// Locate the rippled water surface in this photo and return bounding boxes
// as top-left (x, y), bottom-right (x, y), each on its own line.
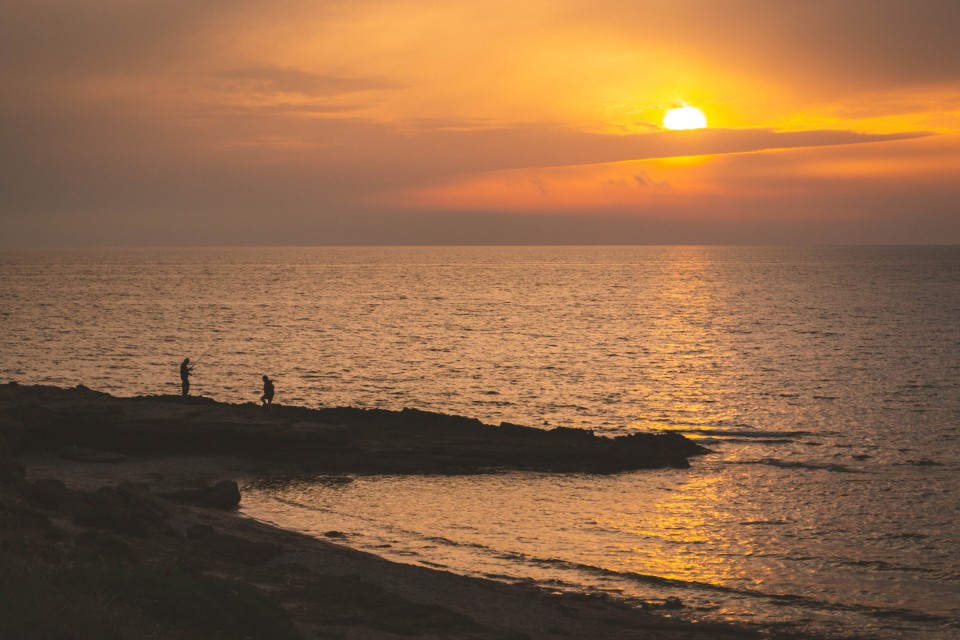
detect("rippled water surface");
top-left (2, 246), bottom-right (959, 638)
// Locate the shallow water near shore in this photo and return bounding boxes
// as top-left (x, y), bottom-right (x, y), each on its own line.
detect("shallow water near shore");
top-left (2, 245), bottom-right (959, 638)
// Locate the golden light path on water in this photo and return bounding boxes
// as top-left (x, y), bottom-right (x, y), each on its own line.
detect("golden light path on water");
top-left (631, 246), bottom-right (739, 432)
top-left (605, 475), bottom-right (747, 586)
top-left (608, 249), bottom-right (749, 586)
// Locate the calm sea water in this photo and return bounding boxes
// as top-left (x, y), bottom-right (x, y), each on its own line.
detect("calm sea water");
top-left (2, 246), bottom-right (958, 638)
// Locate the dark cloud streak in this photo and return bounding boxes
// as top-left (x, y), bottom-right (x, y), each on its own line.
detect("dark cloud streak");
top-left (215, 66), bottom-right (397, 97)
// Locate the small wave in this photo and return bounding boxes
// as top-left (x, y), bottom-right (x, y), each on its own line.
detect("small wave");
top-left (246, 475), bottom-right (354, 491)
top-left (733, 458), bottom-right (864, 473)
top-left (424, 535), bottom-right (492, 551)
top-left (483, 572), bottom-right (522, 581)
top-left (689, 429), bottom-right (813, 439)
top-left (838, 558), bottom-right (940, 574)
top-left (397, 543), bottom-right (800, 611)
top-left (880, 532), bottom-right (929, 540)
top-left (575, 564), bottom-right (957, 626)
top-left (470, 552), bottom-right (957, 624)
top-left (420, 560), bottom-right (448, 569)
top-left (899, 458), bottom-right (943, 467)
top-left (722, 438), bottom-right (801, 445)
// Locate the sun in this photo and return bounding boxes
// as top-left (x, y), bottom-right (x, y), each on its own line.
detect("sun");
top-left (663, 105), bottom-right (707, 130)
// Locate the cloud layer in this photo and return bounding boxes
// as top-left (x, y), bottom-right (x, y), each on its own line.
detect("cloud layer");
top-left (2, 0), bottom-right (959, 245)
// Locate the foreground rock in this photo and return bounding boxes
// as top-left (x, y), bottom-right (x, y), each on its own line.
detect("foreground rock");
top-left (2, 384), bottom-right (707, 474)
top-left (3, 465), bottom-right (781, 640)
top-left (3, 453), bottom-right (784, 640)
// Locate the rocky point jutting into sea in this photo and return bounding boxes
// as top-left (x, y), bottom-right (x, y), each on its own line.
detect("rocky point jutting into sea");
top-left (5, 383), bottom-right (708, 475)
top-left (0, 382), bottom-right (824, 640)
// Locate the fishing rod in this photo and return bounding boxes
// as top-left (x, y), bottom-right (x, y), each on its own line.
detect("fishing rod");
top-left (190, 335), bottom-right (222, 370)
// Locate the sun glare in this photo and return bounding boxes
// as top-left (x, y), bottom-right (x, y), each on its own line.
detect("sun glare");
top-left (663, 105), bottom-right (707, 130)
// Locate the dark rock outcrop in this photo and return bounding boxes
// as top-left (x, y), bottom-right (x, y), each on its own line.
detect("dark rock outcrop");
top-left (1, 384), bottom-right (709, 475)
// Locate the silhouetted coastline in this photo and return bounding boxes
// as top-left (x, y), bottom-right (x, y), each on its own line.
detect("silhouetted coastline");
top-left (6, 383), bottom-right (707, 475)
top-left (1, 382), bottom-right (828, 639)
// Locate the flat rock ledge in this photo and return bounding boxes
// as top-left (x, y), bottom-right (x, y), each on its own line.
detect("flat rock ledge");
top-left (1, 383), bottom-right (707, 474)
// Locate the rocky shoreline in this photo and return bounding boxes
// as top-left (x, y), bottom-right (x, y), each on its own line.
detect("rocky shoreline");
top-left (5, 383), bottom-right (707, 475)
top-left (1, 383), bottom-right (818, 639)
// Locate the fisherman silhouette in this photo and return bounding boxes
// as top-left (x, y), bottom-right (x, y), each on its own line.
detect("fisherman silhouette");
top-left (180, 358), bottom-right (192, 397)
top-left (261, 375), bottom-right (275, 408)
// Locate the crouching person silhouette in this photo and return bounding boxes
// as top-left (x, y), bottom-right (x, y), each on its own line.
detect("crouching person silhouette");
top-left (261, 375), bottom-right (275, 409)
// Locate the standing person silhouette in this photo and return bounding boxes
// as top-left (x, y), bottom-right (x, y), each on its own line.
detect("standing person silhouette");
top-left (180, 358), bottom-right (192, 397)
top-left (261, 375), bottom-right (275, 408)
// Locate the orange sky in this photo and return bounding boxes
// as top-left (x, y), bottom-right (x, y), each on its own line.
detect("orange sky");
top-left (2, 0), bottom-right (959, 245)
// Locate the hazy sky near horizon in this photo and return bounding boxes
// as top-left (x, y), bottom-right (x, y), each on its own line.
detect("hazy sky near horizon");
top-left (2, 0), bottom-right (959, 246)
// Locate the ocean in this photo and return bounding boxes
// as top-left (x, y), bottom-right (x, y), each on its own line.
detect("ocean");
top-left (2, 246), bottom-right (958, 638)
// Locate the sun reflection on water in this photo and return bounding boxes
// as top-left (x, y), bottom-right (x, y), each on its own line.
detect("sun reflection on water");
top-left (598, 473), bottom-right (751, 587)
top-left (629, 249), bottom-right (738, 433)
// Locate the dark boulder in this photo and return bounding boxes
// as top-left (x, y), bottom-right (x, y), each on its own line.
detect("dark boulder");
top-left (200, 480), bottom-right (241, 509)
